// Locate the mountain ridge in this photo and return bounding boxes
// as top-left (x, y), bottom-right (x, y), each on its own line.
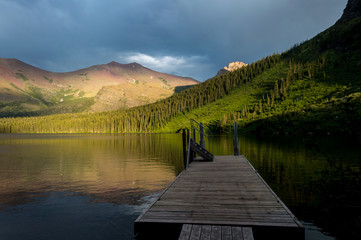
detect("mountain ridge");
top-left (337, 0), bottom-right (361, 23)
top-left (0, 57), bottom-right (198, 117)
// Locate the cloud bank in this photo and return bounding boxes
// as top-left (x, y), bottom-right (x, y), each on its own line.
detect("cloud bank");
top-left (119, 53), bottom-right (210, 78)
top-left (0, 0), bottom-right (348, 80)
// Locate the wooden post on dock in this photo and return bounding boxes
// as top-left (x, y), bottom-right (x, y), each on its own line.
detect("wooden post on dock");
top-left (192, 127), bottom-right (196, 159)
top-left (200, 123), bottom-right (205, 149)
top-left (186, 129), bottom-right (193, 167)
top-left (192, 128), bottom-right (196, 143)
top-left (233, 122), bottom-right (239, 156)
top-left (182, 129), bottom-right (187, 169)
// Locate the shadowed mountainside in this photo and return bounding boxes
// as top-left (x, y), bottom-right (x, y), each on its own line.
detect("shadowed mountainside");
top-left (337, 0), bottom-right (361, 23)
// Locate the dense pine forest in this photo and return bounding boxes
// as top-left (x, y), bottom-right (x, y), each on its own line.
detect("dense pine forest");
top-left (1, 14), bottom-right (361, 136)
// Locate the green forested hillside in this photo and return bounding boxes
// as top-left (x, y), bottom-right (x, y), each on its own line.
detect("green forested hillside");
top-left (163, 16), bottom-right (361, 136)
top-left (1, 14), bottom-right (361, 136)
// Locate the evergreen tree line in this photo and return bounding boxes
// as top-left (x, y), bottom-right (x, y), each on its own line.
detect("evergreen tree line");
top-left (217, 57), bottom-right (328, 127)
top-left (0, 54), bottom-right (282, 133)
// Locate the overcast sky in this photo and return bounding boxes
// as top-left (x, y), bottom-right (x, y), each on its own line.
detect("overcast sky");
top-left (0, 0), bottom-right (347, 81)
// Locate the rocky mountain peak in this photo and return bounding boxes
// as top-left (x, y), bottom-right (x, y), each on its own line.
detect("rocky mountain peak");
top-left (216, 61), bottom-right (248, 76)
top-left (224, 61), bottom-right (248, 71)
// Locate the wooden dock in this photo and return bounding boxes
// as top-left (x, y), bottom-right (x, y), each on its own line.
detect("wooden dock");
top-left (134, 155), bottom-right (304, 240)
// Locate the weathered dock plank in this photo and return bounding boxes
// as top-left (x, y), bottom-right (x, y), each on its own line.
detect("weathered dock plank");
top-left (178, 224), bottom-right (254, 240)
top-left (134, 155), bottom-right (304, 239)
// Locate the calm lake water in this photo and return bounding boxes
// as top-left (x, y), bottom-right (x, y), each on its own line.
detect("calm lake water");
top-left (0, 134), bottom-right (360, 240)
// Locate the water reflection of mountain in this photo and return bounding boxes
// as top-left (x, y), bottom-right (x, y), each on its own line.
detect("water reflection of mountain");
top-left (0, 134), bottom-right (184, 208)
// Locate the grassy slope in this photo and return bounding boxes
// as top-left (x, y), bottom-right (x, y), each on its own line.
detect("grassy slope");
top-left (160, 17), bottom-right (361, 136)
top-left (158, 62), bottom-right (288, 132)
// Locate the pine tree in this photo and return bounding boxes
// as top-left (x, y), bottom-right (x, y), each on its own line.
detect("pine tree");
top-left (259, 100), bottom-right (263, 113)
top-left (274, 80), bottom-right (280, 98)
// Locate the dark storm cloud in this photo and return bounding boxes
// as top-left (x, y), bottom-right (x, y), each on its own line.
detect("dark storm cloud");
top-left (0, 0), bottom-right (347, 80)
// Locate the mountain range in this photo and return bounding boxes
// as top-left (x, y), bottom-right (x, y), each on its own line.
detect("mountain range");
top-left (0, 58), bottom-right (198, 117)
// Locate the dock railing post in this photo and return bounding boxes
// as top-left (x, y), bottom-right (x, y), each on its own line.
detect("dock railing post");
top-left (200, 123), bottom-right (205, 149)
top-left (233, 122), bottom-right (239, 156)
top-left (192, 127), bottom-right (196, 159)
top-left (186, 129), bottom-right (191, 169)
top-left (182, 129), bottom-right (187, 169)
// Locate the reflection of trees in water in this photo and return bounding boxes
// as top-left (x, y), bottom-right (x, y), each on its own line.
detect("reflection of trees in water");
top-left (304, 162), bottom-right (361, 239)
top-left (0, 134), bottom-right (184, 208)
top-left (296, 137), bottom-right (361, 239)
top-left (219, 134), bottom-right (360, 240)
